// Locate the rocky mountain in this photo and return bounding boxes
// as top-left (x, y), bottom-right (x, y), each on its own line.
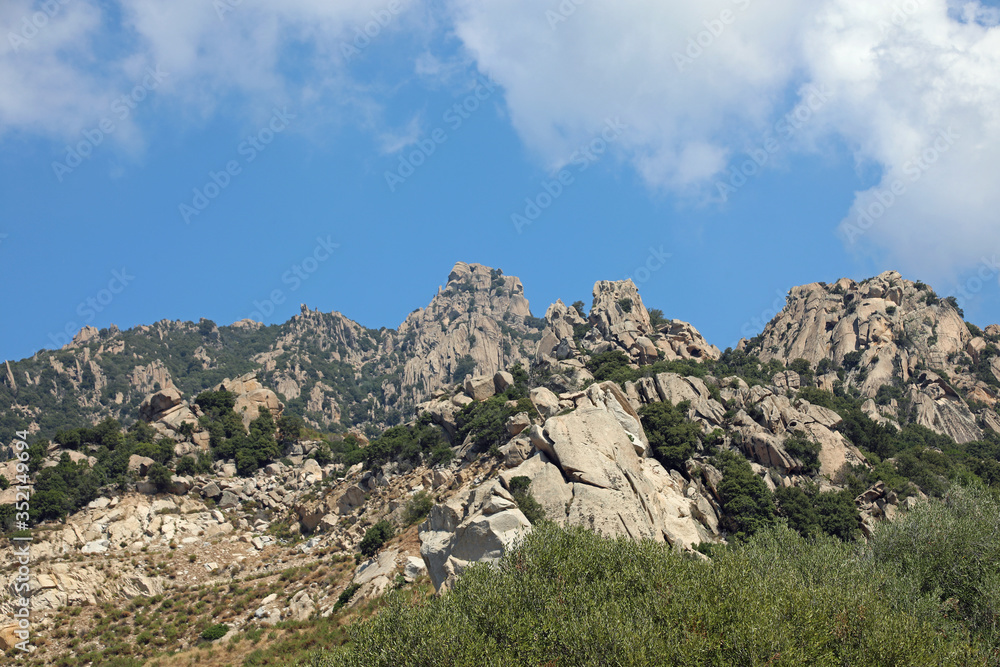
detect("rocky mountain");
top-left (2, 264), bottom-right (999, 663)
top-left (747, 270), bottom-right (1000, 444)
top-left (0, 263), bottom-right (548, 445)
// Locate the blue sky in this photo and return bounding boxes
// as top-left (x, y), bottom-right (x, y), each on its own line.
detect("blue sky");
top-left (2, 0), bottom-right (1000, 362)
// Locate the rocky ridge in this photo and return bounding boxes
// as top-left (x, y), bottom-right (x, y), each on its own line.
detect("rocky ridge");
top-left (751, 270), bottom-right (1000, 444)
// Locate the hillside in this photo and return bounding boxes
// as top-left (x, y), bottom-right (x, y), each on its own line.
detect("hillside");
top-left (2, 264), bottom-right (1000, 664)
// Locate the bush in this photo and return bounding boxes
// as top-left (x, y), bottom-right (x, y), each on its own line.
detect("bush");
top-left (200, 624), bottom-right (229, 641)
top-left (868, 485), bottom-right (1000, 641)
top-left (314, 522), bottom-right (985, 666)
top-left (403, 491), bottom-right (434, 526)
top-left (147, 462), bottom-right (172, 492)
top-left (454, 396), bottom-right (533, 454)
top-left (782, 431), bottom-right (821, 474)
top-left (715, 450), bottom-right (776, 540)
top-left (175, 456), bottom-right (196, 476)
top-left (452, 355), bottom-right (477, 383)
top-left (639, 401), bottom-right (701, 471)
top-left (358, 520), bottom-right (395, 558)
top-left (507, 476), bottom-right (546, 525)
top-left (364, 417), bottom-right (448, 469)
top-left (775, 485), bottom-right (859, 541)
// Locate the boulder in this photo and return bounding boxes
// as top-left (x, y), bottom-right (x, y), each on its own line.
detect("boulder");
top-left (464, 375), bottom-right (496, 402)
top-left (530, 387), bottom-right (561, 419)
top-left (218, 490), bottom-right (240, 509)
top-left (404, 556), bottom-right (426, 582)
top-left (139, 386), bottom-right (184, 421)
top-left (0, 625), bottom-right (21, 651)
top-left (201, 481), bottom-right (222, 499)
top-left (772, 371), bottom-right (801, 390)
top-left (420, 487), bottom-right (531, 592)
top-left (127, 455), bottom-right (155, 476)
top-left (337, 485), bottom-right (366, 514)
top-left (505, 412), bottom-right (531, 436)
top-left (288, 589), bottom-right (316, 621)
top-left (168, 476), bottom-right (191, 495)
top-left (494, 371), bottom-right (515, 393)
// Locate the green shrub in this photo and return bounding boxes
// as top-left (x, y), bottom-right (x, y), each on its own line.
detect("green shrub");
top-left (358, 520), bottom-right (395, 557)
top-left (782, 431), bottom-right (821, 474)
top-left (403, 491), bottom-right (434, 526)
top-left (507, 476), bottom-right (546, 525)
top-left (639, 401), bottom-right (701, 471)
top-left (200, 623), bottom-right (229, 641)
top-left (147, 462), bottom-right (172, 492)
top-left (715, 450), bottom-right (776, 539)
top-left (314, 522), bottom-right (985, 666)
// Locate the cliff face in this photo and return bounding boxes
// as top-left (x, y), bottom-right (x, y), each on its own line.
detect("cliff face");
top-left (0, 262), bottom-right (546, 441)
top-left (396, 262), bottom-right (540, 399)
top-left (751, 270), bottom-right (1000, 443)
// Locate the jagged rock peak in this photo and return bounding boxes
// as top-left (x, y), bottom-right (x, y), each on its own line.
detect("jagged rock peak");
top-left (571, 279), bottom-right (719, 364)
top-left (395, 263), bottom-right (540, 399)
top-left (752, 270), bottom-right (996, 444)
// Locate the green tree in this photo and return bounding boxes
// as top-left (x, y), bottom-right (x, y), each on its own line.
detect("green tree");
top-left (359, 520), bottom-right (395, 557)
top-left (716, 450), bottom-right (776, 539)
top-left (147, 462), bottom-right (172, 492)
top-left (639, 401), bottom-right (701, 471)
top-left (452, 355), bottom-right (477, 383)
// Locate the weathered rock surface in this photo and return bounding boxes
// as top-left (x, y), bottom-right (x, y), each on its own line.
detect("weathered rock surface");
top-left (753, 270), bottom-right (993, 444)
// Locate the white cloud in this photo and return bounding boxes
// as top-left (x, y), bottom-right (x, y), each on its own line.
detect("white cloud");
top-left (446, 0), bottom-right (1000, 283)
top-left (4, 0), bottom-right (1000, 283)
top-left (0, 0), bottom-right (422, 143)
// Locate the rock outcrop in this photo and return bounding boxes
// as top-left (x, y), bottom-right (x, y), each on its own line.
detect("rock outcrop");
top-left (752, 271), bottom-right (994, 444)
top-left (419, 381), bottom-right (722, 591)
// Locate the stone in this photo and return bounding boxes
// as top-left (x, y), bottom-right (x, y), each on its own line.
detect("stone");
top-left (0, 625), bottom-right (21, 651)
top-left (218, 490), bottom-right (240, 509)
top-left (494, 371), bottom-right (515, 393)
top-left (530, 387), bottom-right (561, 419)
top-left (288, 589), bottom-right (316, 621)
top-left (127, 455), bottom-right (156, 476)
top-left (772, 371), bottom-right (801, 390)
top-left (81, 539), bottom-right (109, 554)
top-left (201, 481), bottom-right (222, 499)
top-left (464, 375), bottom-right (496, 402)
top-left (168, 476), bottom-right (191, 495)
top-left (506, 412), bottom-right (531, 436)
top-left (139, 386), bottom-right (184, 421)
top-left (337, 485), bottom-right (366, 514)
top-left (404, 556), bottom-right (427, 582)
